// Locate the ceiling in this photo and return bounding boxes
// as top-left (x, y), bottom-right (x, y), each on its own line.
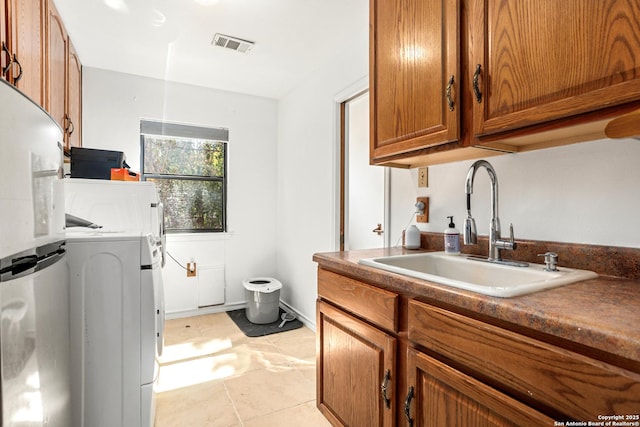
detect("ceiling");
top-left (52, 0), bottom-right (369, 100)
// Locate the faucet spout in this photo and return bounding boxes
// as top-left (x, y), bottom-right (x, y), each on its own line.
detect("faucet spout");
top-left (464, 160), bottom-right (519, 263)
top-left (465, 160), bottom-right (499, 224)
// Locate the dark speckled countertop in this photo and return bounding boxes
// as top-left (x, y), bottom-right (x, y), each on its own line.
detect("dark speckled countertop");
top-left (313, 245), bottom-right (640, 369)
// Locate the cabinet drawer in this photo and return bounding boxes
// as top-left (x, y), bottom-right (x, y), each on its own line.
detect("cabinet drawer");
top-left (318, 268), bottom-right (398, 332)
top-left (408, 300), bottom-right (640, 420)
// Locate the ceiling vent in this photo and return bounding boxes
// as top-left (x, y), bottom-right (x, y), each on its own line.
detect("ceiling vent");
top-left (212, 33), bottom-right (255, 53)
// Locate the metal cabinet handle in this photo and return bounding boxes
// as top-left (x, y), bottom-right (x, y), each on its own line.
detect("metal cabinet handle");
top-left (64, 114), bottom-right (75, 137)
top-left (473, 64), bottom-right (482, 103)
top-left (381, 369), bottom-right (391, 409)
top-left (404, 386), bottom-right (414, 427)
top-left (445, 75), bottom-right (455, 111)
top-left (1, 42), bottom-right (12, 77)
top-left (12, 55), bottom-right (22, 84)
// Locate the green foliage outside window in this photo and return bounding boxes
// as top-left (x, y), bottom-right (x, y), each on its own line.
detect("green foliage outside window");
top-left (142, 135), bottom-right (226, 232)
top-left (144, 137), bottom-right (225, 176)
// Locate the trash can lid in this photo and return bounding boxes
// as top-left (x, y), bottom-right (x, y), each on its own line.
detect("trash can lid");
top-left (243, 277), bottom-right (282, 292)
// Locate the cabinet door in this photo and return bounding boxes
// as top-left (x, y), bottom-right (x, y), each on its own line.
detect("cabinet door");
top-left (408, 300), bottom-right (640, 420)
top-left (405, 349), bottom-right (554, 427)
top-left (1, 0), bottom-right (9, 80)
top-left (317, 300), bottom-right (396, 427)
top-left (67, 39), bottom-right (81, 149)
top-left (45, 0), bottom-right (66, 130)
top-left (8, 0), bottom-right (44, 105)
top-left (471, 0), bottom-right (640, 137)
top-left (370, 0), bottom-right (460, 164)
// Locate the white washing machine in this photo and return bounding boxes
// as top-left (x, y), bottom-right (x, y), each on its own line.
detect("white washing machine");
top-left (66, 230), bottom-right (165, 427)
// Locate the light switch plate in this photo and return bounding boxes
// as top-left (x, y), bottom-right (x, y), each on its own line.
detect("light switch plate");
top-left (418, 167), bottom-right (428, 187)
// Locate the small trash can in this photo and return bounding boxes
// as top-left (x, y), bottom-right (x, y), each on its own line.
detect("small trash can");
top-left (243, 277), bottom-right (282, 324)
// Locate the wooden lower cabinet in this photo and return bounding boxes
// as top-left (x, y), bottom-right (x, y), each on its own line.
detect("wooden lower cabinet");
top-left (315, 267), bottom-right (640, 426)
top-left (407, 300), bottom-right (640, 421)
top-left (317, 300), bottom-right (396, 427)
top-left (405, 348), bottom-right (553, 426)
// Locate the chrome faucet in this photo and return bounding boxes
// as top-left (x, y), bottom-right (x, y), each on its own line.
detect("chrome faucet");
top-left (464, 160), bottom-right (526, 265)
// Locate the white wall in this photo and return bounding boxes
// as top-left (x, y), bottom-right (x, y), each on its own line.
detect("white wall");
top-left (389, 138), bottom-right (640, 249)
top-left (276, 27), bottom-right (369, 324)
top-left (82, 67), bottom-right (279, 314)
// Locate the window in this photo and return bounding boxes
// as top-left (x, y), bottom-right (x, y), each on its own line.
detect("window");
top-left (140, 120), bottom-right (228, 232)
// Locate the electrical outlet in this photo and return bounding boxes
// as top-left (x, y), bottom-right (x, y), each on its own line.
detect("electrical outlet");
top-left (186, 262), bottom-right (197, 277)
top-left (416, 197), bottom-right (429, 223)
top-left (418, 167), bottom-right (428, 187)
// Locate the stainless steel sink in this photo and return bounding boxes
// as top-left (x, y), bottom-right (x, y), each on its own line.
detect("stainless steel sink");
top-left (358, 252), bottom-right (597, 297)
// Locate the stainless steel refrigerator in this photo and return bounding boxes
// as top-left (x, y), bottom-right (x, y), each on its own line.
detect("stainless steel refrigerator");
top-left (0, 79), bottom-right (71, 425)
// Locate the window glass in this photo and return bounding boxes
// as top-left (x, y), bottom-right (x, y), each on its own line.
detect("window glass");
top-left (143, 137), bottom-right (225, 177)
top-left (141, 121), bottom-right (227, 233)
top-left (146, 178), bottom-right (224, 231)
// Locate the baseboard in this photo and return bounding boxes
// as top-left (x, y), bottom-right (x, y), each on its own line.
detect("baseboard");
top-left (165, 302), bottom-right (246, 320)
top-left (279, 300), bottom-right (316, 332)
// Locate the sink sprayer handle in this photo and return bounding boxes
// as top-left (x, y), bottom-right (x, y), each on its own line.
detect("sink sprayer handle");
top-left (508, 223), bottom-right (516, 249)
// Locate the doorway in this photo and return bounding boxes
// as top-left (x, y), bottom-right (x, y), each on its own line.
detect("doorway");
top-left (340, 91), bottom-right (390, 251)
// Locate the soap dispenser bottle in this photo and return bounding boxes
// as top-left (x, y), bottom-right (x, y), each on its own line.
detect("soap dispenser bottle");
top-left (444, 216), bottom-right (460, 255)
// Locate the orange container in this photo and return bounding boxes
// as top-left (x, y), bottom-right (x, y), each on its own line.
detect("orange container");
top-left (110, 168), bottom-right (140, 181)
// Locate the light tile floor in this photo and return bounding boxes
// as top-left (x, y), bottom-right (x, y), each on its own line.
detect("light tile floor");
top-left (155, 312), bottom-right (331, 427)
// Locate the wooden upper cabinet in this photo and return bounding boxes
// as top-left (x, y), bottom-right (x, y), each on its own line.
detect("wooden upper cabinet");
top-left (1, 0), bottom-right (9, 80)
top-left (46, 0), bottom-right (66, 131)
top-left (370, 0), bottom-right (640, 166)
top-left (67, 39), bottom-right (81, 149)
top-left (471, 0), bottom-right (640, 138)
top-left (2, 0), bottom-right (81, 147)
top-left (46, 1), bottom-right (82, 150)
top-left (9, 0), bottom-right (45, 105)
top-left (369, 0), bottom-right (460, 164)
top-left (2, 0), bottom-right (45, 104)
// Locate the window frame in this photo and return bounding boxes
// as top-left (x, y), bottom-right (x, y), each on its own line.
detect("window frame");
top-left (140, 120), bottom-right (228, 233)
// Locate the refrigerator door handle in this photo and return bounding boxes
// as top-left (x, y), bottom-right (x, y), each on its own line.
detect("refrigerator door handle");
top-left (1, 241), bottom-right (66, 281)
top-left (1, 255), bottom-right (38, 276)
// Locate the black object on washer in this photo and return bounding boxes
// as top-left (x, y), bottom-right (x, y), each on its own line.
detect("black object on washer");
top-left (70, 147), bottom-right (126, 180)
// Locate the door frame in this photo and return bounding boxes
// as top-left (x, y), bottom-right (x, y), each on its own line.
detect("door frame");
top-left (334, 78), bottom-right (390, 251)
